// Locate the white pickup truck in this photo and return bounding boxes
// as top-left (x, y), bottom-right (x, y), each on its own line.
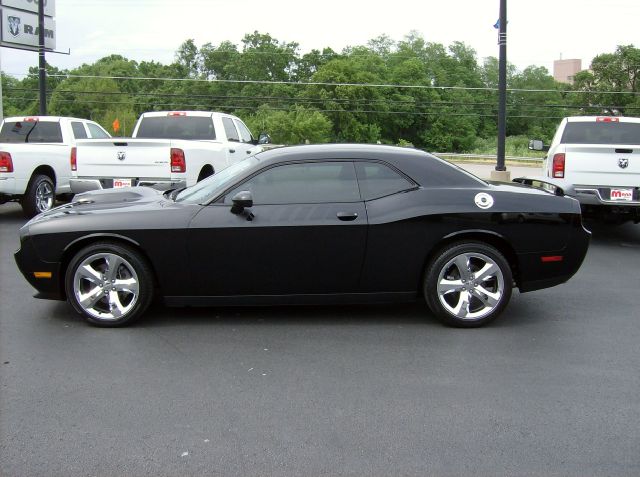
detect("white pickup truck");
top-left (0, 116), bottom-right (111, 217)
top-left (526, 116), bottom-right (640, 224)
top-left (70, 111), bottom-right (268, 194)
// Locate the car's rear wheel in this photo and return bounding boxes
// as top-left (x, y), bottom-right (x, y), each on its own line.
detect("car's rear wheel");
top-left (65, 242), bottom-right (154, 327)
top-left (424, 241), bottom-right (512, 327)
top-left (22, 174), bottom-right (55, 217)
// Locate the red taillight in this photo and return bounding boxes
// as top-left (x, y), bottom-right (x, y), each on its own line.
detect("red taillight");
top-left (170, 148), bottom-right (186, 173)
top-left (541, 256), bottom-right (564, 263)
top-left (23, 117), bottom-right (39, 122)
top-left (168, 112), bottom-right (187, 117)
top-left (596, 117), bottom-right (619, 123)
top-left (70, 147), bottom-right (77, 171)
top-left (0, 151), bottom-right (13, 173)
top-left (552, 153), bottom-right (565, 178)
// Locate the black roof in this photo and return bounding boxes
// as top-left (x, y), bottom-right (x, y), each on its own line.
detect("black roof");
top-left (255, 144), bottom-right (485, 188)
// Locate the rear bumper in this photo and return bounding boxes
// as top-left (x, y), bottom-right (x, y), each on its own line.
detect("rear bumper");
top-left (518, 216), bottom-right (591, 293)
top-left (573, 186), bottom-right (640, 207)
top-left (0, 176), bottom-right (18, 195)
top-left (70, 178), bottom-right (187, 194)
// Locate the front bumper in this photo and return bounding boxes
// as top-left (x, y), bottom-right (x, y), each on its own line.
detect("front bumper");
top-left (70, 178), bottom-right (187, 194)
top-left (14, 236), bottom-right (65, 300)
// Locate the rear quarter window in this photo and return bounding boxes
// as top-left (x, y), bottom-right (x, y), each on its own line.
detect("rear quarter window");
top-left (0, 121), bottom-right (63, 143)
top-left (355, 162), bottom-right (415, 200)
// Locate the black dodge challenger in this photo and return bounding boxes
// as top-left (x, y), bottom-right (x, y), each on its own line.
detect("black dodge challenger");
top-left (15, 144), bottom-right (590, 327)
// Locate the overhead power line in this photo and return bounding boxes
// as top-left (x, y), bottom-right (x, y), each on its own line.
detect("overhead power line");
top-left (0, 94), bottom-right (574, 120)
top-left (6, 73), bottom-right (636, 96)
top-left (6, 87), bottom-right (640, 111)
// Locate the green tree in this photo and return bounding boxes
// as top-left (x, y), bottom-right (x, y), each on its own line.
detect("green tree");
top-left (243, 105), bottom-right (332, 144)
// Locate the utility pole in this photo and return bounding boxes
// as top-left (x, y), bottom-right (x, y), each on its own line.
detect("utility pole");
top-left (38, 0), bottom-right (47, 115)
top-left (491, 0), bottom-right (510, 181)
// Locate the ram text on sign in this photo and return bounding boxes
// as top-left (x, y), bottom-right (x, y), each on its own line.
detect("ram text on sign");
top-left (1, 0), bottom-right (55, 17)
top-left (1, 7), bottom-right (55, 49)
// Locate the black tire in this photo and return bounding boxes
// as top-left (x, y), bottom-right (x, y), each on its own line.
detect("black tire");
top-left (22, 174), bottom-right (55, 218)
top-left (65, 242), bottom-right (154, 327)
top-left (424, 241), bottom-right (513, 328)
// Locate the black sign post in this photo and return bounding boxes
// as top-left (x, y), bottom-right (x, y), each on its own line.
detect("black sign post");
top-left (38, 0), bottom-right (46, 115)
top-left (496, 0), bottom-right (507, 173)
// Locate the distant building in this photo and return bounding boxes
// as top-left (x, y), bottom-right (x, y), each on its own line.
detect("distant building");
top-left (554, 59), bottom-right (582, 84)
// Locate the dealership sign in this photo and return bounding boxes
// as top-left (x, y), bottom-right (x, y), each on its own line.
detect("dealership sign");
top-left (1, 0), bottom-right (56, 50)
top-left (2, 0), bottom-right (55, 17)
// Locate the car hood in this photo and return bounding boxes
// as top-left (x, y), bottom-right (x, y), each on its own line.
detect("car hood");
top-left (72, 186), bottom-right (165, 206)
top-left (25, 187), bottom-right (167, 226)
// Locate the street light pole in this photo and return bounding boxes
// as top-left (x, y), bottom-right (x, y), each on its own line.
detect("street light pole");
top-left (491, 0), bottom-right (510, 181)
top-left (38, 0), bottom-right (47, 116)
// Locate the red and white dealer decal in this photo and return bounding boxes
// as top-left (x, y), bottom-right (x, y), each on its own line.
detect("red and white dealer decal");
top-left (610, 188), bottom-right (633, 201)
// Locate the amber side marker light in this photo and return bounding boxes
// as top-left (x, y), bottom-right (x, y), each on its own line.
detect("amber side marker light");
top-left (33, 272), bottom-right (52, 279)
top-left (541, 256), bottom-right (563, 263)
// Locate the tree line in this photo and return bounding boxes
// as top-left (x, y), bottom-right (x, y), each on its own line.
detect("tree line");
top-left (2, 32), bottom-right (639, 153)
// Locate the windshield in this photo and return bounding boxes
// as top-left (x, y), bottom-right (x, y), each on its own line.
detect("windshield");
top-left (561, 121), bottom-right (640, 145)
top-left (175, 156), bottom-right (261, 204)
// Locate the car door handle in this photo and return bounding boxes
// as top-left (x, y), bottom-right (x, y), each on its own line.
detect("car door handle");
top-left (229, 149), bottom-right (236, 153)
top-left (246, 150), bottom-right (251, 154)
top-left (337, 212), bottom-right (358, 221)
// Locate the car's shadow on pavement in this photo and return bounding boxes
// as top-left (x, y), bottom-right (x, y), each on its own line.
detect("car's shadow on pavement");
top-left (584, 220), bottom-right (640, 246)
top-left (44, 295), bottom-right (543, 330)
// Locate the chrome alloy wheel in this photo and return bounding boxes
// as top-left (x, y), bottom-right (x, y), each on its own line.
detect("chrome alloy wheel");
top-left (436, 252), bottom-right (505, 321)
top-left (35, 180), bottom-right (54, 212)
top-left (72, 253), bottom-right (140, 320)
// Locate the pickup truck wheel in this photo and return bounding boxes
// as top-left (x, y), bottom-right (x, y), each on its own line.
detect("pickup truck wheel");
top-left (65, 242), bottom-right (154, 327)
top-left (22, 174), bottom-right (55, 217)
top-left (424, 242), bottom-right (513, 328)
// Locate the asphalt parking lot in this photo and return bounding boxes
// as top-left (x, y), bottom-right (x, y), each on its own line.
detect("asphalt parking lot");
top-left (1, 182), bottom-right (639, 476)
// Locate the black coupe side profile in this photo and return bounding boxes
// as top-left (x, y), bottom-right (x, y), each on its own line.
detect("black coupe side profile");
top-left (15, 144), bottom-right (590, 327)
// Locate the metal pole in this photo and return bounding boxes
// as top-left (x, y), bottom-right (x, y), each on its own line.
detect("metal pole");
top-left (496, 0), bottom-right (507, 172)
top-left (0, 48), bottom-right (4, 123)
top-left (38, 0), bottom-right (47, 115)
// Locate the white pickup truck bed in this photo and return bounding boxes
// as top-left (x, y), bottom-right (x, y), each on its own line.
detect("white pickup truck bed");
top-left (71, 111), bottom-right (263, 194)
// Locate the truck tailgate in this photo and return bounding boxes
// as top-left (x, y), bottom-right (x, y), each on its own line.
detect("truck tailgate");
top-left (563, 144), bottom-right (640, 186)
top-left (75, 139), bottom-right (173, 179)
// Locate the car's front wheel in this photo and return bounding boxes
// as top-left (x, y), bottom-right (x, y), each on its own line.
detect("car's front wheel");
top-left (65, 242), bottom-right (154, 327)
top-left (424, 242), bottom-right (513, 327)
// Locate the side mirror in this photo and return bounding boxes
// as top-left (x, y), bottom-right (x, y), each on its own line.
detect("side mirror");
top-left (230, 190), bottom-right (253, 215)
top-left (257, 133), bottom-right (272, 145)
top-left (528, 139), bottom-right (549, 152)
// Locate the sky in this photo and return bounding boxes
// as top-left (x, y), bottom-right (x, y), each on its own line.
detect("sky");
top-left (0, 0), bottom-right (639, 79)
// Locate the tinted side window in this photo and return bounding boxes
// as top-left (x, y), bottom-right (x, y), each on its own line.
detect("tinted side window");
top-left (222, 117), bottom-right (239, 142)
top-left (234, 120), bottom-right (253, 143)
top-left (226, 162), bottom-right (360, 205)
top-left (0, 121), bottom-right (63, 143)
top-left (71, 122), bottom-right (88, 139)
top-left (87, 123), bottom-right (110, 138)
top-left (355, 162), bottom-right (414, 200)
